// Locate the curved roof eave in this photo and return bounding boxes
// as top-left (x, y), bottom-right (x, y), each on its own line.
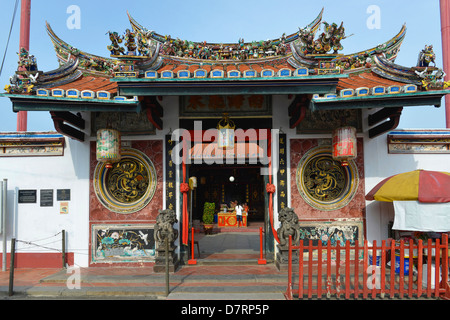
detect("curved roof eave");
top-left (46, 22), bottom-right (118, 78)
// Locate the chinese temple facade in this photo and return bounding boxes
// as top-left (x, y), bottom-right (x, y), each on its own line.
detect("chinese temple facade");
top-left (2, 9), bottom-right (450, 268)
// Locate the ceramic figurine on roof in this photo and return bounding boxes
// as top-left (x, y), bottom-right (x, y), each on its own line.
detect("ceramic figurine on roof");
top-left (4, 74), bottom-right (34, 94)
top-left (136, 32), bottom-right (152, 57)
top-left (300, 21), bottom-right (347, 55)
top-left (4, 48), bottom-right (40, 94)
top-left (17, 48), bottom-right (38, 72)
top-left (417, 44), bottom-right (436, 67)
top-left (124, 29), bottom-right (137, 55)
top-left (417, 67), bottom-right (450, 91)
top-left (277, 34), bottom-right (288, 56)
top-left (155, 24), bottom-right (291, 61)
top-left (399, 45), bottom-right (449, 90)
top-left (107, 31), bottom-right (125, 56)
top-left (297, 26), bottom-right (316, 55)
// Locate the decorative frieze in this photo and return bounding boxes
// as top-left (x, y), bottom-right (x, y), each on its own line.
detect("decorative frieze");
top-left (0, 132), bottom-right (65, 157)
top-left (388, 130), bottom-right (450, 154)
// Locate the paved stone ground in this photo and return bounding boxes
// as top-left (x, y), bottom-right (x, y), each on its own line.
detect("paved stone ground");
top-left (0, 228), bottom-right (286, 300)
top-left (0, 230), bottom-right (445, 301)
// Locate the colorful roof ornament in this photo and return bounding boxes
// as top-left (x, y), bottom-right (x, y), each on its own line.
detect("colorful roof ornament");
top-left (46, 22), bottom-right (119, 78)
top-left (2, 8), bottom-right (450, 109)
top-left (40, 8), bottom-right (411, 84)
top-left (126, 8), bottom-right (324, 62)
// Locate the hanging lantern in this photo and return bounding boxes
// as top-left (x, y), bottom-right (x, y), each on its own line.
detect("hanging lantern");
top-left (96, 128), bottom-right (121, 169)
top-left (217, 113), bottom-right (235, 149)
top-left (189, 176), bottom-right (197, 189)
top-left (332, 126), bottom-right (357, 166)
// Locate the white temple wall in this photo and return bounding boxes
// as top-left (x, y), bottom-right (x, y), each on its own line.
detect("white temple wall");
top-left (0, 132), bottom-right (91, 267)
top-left (363, 108), bottom-right (450, 242)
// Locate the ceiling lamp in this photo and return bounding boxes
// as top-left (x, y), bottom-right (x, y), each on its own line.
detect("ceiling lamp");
top-left (217, 113), bottom-right (235, 149)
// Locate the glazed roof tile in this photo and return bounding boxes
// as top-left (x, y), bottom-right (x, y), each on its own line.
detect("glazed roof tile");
top-left (337, 71), bottom-right (408, 91)
top-left (47, 75), bottom-right (118, 94)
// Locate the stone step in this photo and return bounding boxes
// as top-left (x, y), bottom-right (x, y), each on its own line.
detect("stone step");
top-left (38, 268), bottom-right (287, 284)
top-left (168, 292), bottom-right (286, 300)
top-left (11, 279), bottom-right (287, 299)
top-left (3, 261), bottom-right (289, 299)
top-left (12, 266), bottom-right (287, 299)
top-left (193, 259), bottom-right (266, 266)
top-left (16, 283), bottom-right (287, 300)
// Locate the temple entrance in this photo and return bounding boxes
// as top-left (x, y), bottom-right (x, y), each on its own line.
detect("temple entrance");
top-left (179, 115), bottom-right (274, 263)
top-left (190, 164), bottom-right (265, 223)
top-left (188, 164), bottom-right (268, 262)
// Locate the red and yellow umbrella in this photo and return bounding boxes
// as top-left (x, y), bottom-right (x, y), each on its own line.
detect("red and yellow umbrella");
top-left (366, 169), bottom-right (450, 203)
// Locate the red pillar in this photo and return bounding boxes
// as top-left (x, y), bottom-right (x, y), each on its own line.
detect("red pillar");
top-left (441, 0), bottom-right (450, 128)
top-left (17, 0), bottom-right (31, 132)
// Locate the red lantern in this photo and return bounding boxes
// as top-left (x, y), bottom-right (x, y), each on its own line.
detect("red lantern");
top-left (96, 129), bottom-right (121, 169)
top-left (332, 126), bottom-right (357, 166)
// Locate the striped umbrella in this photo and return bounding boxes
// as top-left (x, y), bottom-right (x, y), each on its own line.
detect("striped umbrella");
top-left (366, 169), bottom-right (450, 203)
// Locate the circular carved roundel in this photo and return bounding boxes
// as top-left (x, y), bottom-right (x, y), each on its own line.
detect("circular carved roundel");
top-left (296, 146), bottom-right (359, 211)
top-left (93, 148), bottom-right (157, 214)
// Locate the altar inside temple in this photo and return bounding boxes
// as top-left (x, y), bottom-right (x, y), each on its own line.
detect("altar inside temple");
top-left (217, 203), bottom-right (248, 228)
top-left (189, 164), bottom-right (265, 225)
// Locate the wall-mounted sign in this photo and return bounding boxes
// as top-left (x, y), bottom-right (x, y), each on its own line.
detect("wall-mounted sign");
top-left (180, 95), bottom-right (272, 118)
top-left (165, 135), bottom-right (176, 212)
top-left (277, 133), bottom-right (288, 211)
top-left (18, 190), bottom-right (37, 204)
top-left (40, 189), bottom-right (54, 207)
top-left (60, 202), bottom-right (69, 214)
top-left (91, 110), bottom-right (156, 136)
top-left (57, 189), bottom-right (71, 201)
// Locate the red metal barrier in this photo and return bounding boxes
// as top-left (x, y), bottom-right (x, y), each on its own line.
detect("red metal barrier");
top-left (258, 227), bottom-right (266, 265)
top-left (285, 233), bottom-right (449, 300)
top-left (188, 227), bottom-right (197, 265)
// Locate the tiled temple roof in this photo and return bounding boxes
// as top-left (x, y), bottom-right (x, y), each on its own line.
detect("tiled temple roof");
top-left (337, 71), bottom-right (406, 91)
top-left (3, 9), bottom-right (449, 103)
top-left (29, 71), bottom-right (119, 101)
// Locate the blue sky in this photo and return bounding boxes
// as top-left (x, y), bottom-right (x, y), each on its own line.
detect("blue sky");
top-left (0, 0), bottom-right (446, 132)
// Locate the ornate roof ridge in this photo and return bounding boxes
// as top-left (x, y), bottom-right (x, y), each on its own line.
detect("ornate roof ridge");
top-left (46, 22), bottom-right (118, 78)
top-left (127, 8), bottom-right (324, 48)
top-left (6, 10), bottom-right (447, 97)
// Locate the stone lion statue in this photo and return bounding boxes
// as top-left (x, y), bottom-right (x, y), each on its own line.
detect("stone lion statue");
top-left (277, 207), bottom-right (301, 248)
top-left (154, 209), bottom-right (179, 248)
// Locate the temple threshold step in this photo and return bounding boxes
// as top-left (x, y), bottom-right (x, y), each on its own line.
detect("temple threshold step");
top-left (194, 259), bottom-right (268, 266)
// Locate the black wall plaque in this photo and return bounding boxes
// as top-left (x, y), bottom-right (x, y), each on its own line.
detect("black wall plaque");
top-left (277, 133), bottom-right (288, 212)
top-left (165, 135), bottom-right (176, 212)
top-left (40, 189), bottom-right (54, 207)
top-left (57, 189), bottom-right (71, 201)
top-left (18, 190), bottom-right (37, 204)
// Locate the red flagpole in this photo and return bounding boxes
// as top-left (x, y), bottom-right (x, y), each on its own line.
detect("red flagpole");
top-left (17, 0), bottom-right (31, 132)
top-left (440, 0), bottom-right (450, 128)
